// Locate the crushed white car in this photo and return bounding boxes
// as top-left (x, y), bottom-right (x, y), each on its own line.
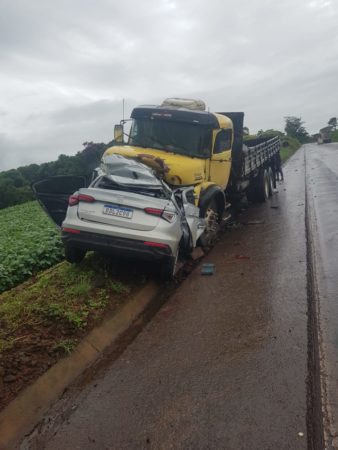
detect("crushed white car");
top-left (33, 154), bottom-right (205, 279)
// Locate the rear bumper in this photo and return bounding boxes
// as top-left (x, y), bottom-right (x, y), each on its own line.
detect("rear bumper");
top-left (61, 230), bottom-right (173, 261)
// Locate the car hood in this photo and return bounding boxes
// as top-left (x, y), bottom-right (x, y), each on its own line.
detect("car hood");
top-left (99, 153), bottom-right (166, 189)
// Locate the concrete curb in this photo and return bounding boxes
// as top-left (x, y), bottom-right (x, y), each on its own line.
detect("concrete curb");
top-left (0, 281), bottom-right (160, 450)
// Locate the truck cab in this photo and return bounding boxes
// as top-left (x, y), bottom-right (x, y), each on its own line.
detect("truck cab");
top-left (105, 99), bottom-right (234, 203)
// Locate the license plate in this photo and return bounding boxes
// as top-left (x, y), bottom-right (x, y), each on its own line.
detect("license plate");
top-left (103, 204), bottom-right (133, 219)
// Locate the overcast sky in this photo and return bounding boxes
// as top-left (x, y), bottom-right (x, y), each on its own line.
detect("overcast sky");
top-left (1, 0), bottom-right (337, 171)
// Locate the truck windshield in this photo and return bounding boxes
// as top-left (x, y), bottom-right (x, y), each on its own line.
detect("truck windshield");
top-left (129, 118), bottom-right (212, 158)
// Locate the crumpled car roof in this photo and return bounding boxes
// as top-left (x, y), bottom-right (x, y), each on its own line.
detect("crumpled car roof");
top-left (99, 153), bottom-right (164, 188)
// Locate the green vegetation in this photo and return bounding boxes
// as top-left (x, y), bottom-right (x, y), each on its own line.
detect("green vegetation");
top-left (0, 201), bottom-right (64, 293)
top-left (0, 253), bottom-right (136, 354)
top-left (284, 116), bottom-right (309, 143)
top-left (328, 117), bottom-right (337, 130)
top-left (280, 136), bottom-right (301, 161)
top-left (332, 130), bottom-right (338, 142)
top-left (54, 339), bottom-right (78, 355)
top-left (0, 141), bottom-right (115, 210)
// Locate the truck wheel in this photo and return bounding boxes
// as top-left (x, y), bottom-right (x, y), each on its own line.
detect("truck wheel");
top-left (246, 182), bottom-right (258, 203)
top-left (257, 168), bottom-right (270, 202)
top-left (268, 167), bottom-right (275, 196)
top-left (64, 246), bottom-right (86, 264)
top-left (198, 198), bottom-right (220, 248)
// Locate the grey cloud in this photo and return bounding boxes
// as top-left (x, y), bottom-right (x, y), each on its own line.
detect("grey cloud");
top-left (1, 0), bottom-right (338, 170)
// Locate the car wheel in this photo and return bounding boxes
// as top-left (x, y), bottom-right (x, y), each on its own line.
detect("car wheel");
top-left (64, 246), bottom-right (86, 264)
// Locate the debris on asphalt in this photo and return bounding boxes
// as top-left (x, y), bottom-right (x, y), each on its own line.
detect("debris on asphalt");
top-left (270, 205), bottom-right (279, 209)
top-left (201, 263), bottom-right (215, 275)
top-left (247, 220), bottom-right (264, 225)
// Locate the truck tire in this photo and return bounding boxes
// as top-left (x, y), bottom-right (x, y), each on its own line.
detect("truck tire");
top-left (246, 168), bottom-right (270, 203)
top-left (198, 197), bottom-right (220, 248)
top-left (246, 182), bottom-right (258, 203)
top-left (268, 167), bottom-right (275, 196)
top-left (256, 168), bottom-right (270, 202)
top-left (64, 245), bottom-right (86, 264)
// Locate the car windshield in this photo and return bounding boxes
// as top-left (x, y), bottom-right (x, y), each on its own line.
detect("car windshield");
top-left (129, 118), bottom-right (212, 158)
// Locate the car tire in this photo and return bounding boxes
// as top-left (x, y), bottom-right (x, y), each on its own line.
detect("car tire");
top-left (64, 246), bottom-right (86, 264)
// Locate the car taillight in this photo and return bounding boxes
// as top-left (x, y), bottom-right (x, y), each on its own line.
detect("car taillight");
top-left (68, 194), bottom-right (95, 206)
top-left (143, 241), bottom-right (169, 249)
top-left (62, 227), bottom-right (81, 234)
top-left (78, 194), bottom-right (95, 202)
top-left (144, 207), bottom-right (177, 223)
top-left (144, 207), bottom-right (163, 216)
top-left (68, 195), bottom-right (79, 206)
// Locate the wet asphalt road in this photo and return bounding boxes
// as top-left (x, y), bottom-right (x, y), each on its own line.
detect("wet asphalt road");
top-left (23, 144), bottom-right (338, 450)
top-left (305, 142), bottom-right (338, 448)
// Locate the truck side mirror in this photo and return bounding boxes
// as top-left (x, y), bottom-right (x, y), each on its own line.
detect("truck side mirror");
top-left (114, 124), bottom-right (124, 143)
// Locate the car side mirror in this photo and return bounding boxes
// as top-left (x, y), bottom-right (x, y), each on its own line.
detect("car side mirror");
top-left (114, 124), bottom-right (124, 143)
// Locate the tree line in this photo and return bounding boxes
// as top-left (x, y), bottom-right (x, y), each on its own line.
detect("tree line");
top-left (0, 141), bottom-right (115, 209)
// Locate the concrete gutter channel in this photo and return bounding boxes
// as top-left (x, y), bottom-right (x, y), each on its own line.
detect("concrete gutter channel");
top-left (0, 147), bottom-right (331, 449)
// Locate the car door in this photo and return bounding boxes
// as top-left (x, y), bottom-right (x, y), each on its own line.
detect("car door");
top-left (32, 176), bottom-right (86, 227)
top-left (209, 129), bottom-right (232, 189)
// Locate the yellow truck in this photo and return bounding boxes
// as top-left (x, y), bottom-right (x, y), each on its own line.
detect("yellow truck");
top-left (105, 98), bottom-right (281, 247)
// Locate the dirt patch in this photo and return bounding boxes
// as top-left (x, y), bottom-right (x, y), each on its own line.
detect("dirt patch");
top-left (0, 253), bottom-right (151, 411)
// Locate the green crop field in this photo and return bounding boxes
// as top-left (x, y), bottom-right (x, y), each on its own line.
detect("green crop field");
top-left (0, 201), bottom-right (64, 293)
